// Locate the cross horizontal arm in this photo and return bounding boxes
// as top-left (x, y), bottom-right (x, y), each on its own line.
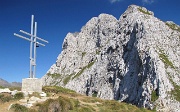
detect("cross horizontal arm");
top-left (14, 33), bottom-right (45, 46)
top-left (20, 30), bottom-right (49, 43)
top-left (14, 33), bottom-right (32, 42)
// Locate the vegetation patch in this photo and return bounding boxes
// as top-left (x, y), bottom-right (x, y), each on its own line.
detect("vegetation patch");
top-left (42, 86), bottom-right (75, 94)
top-left (0, 86), bottom-right (5, 89)
top-left (10, 103), bottom-right (29, 112)
top-left (35, 96), bottom-right (78, 112)
top-left (82, 52), bottom-right (86, 58)
top-left (47, 73), bottom-right (61, 79)
top-left (0, 93), bottom-right (12, 102)
top-left (63, 73), bottom-right (75, 85)
top-left (18, 85), bottom-right (155, 112)
top-left (151, 90), bottom-right (159, 102)
top-left (96, 50), bottom-right (100, 55)
top-left (0, 92), bottom-right (24, 103)
top-left (29, 92), bottom-right (41, 98)
top-left (92, 91), bottom-right (98, 97)
top-left (158, 50), bottom-right (175, 69)
top-left (138, 7), bottom-right (152, 15)
top-left (72, 66), bottom-right (87, 80)
top-left (166, 22), bottom-right (180, 32)
top-left (72, 61), bottom-right (95, 79)
top-left (168, 75), bottom-right (180, 102)
top-left (87, 61), bottom-right (95, 68)
top-left (9, 87), bottom-right (21, 91)
top-left (14, 92), bottom-right (24, 100)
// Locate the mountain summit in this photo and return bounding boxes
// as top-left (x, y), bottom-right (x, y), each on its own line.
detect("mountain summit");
top-left (42, 5), bottom-right (180, 111)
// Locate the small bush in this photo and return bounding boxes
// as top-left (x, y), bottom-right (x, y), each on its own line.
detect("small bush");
top-left (92, 91), bottom-right (98, 97)
top-left (151, 90), bottom-right (159, 102)
top-left (37, 96), bottom-right (75, 112)
top-left (0, 93), bottom-right (12, 102)
top-left (14, 92), bottom-right (24, 100)
top-left (10, 103), bottom-right (29, 112)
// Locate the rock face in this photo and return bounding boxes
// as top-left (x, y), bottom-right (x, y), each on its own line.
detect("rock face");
top-left (42, 5), bottom-right (180, 111)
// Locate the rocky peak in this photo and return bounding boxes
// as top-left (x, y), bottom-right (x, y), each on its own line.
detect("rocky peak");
top-left (42, 5), bottom-right (180, 112)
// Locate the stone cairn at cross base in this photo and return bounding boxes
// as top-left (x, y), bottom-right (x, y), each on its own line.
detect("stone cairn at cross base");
top-left (22, 78), bottom-right (42, 93)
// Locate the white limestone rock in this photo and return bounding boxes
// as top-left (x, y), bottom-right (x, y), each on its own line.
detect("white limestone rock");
top-left (42, 5), bottom-right (180, 112)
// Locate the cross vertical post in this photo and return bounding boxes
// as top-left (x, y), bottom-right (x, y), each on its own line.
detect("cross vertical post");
top-left (33, 22), bottom-right (37, 78)
top-left (30, 15), bottom-right (34, 78)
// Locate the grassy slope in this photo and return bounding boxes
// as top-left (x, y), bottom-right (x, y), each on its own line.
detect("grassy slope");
top-left (10, 86), bottom-right (154, 112)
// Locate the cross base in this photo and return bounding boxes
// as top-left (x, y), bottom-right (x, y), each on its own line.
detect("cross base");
top-left (22, 78), bottom-right (42, 93)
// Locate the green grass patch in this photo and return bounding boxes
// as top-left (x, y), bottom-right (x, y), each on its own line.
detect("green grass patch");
top-left (34, 86), bottom-right (154, 112)
top-left (14, 92), bottom-right (24, 100)
top-left (72, 61), bottom-right (95, 80)
top-left (63, 73), bottom-right (75, 85)
top-left (42, 86), bottom-right (75, 94)
top-left (9, 87), bottom-right (21, 91)
top-left (87, 61), bottom-right (95, 68)
top-left (0, 86), bottom-right (5, 89)
top-left (138, 7), bottom-right (152, 15)
top-left (151, 90), bottom-right (159, 102)
top-left (158, 50), bottom-right (175, 69)
top-left (47, 73), bottom-right (62, 79)
top-left (92, 92), bottom-right (98, 97)
top-left (10, 104), bottom-right (29, 112)
top-left (168, 75), bottom-right (180, 102)
top-left (72, 66), bottom-right (86, 80)
top-left (96, 50), bottom-right (100, 55)
top-left (0, 92), bottom-right (24, 103)
top-left (36, 96), bottom-right (78, 112)
top-left (0, 93), bottom-right (13, 102)
top-left (82, 52), bottom-right (86, 58)
top-left (166, 22), bottom-right (180, 32)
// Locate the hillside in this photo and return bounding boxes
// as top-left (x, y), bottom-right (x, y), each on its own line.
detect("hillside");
top-left (1, 86), bottom-right (154, 112)
top-left (42, 5), bottom-right (180, 112)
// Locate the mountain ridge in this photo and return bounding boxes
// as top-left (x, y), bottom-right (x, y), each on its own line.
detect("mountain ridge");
top-left (0, 78), bottom-right (21, 87)
top-left (42, 5), bottom-right (180, 112)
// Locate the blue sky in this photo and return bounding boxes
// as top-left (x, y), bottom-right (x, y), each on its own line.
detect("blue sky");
top-left (0, 0), bottom-right (179, 82)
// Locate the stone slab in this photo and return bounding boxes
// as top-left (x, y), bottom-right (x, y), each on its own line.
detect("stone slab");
top-left (22, 78), bottom-right (42, 93)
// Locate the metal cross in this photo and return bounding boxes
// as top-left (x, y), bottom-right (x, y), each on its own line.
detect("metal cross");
top-left (14, 15), bottom-right (49, 78)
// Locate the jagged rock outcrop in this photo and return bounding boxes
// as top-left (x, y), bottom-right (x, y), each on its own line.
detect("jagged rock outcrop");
top-left (42, 5), bottom-right (180, 112)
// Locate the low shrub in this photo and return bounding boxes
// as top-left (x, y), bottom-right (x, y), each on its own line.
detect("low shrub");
top-left (0, 93), bottom-right (12, 102)
top-left (10, 103), bottom-right (29, 112)
top-left (14, 92), bottom-right (24, 100)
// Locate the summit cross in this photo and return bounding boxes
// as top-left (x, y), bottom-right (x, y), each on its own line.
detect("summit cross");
top-left (14, 15), bottom-right (49, 78)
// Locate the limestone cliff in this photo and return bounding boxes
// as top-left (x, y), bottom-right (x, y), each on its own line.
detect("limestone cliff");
top-left (42, 5), bottom-right (180, 111)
